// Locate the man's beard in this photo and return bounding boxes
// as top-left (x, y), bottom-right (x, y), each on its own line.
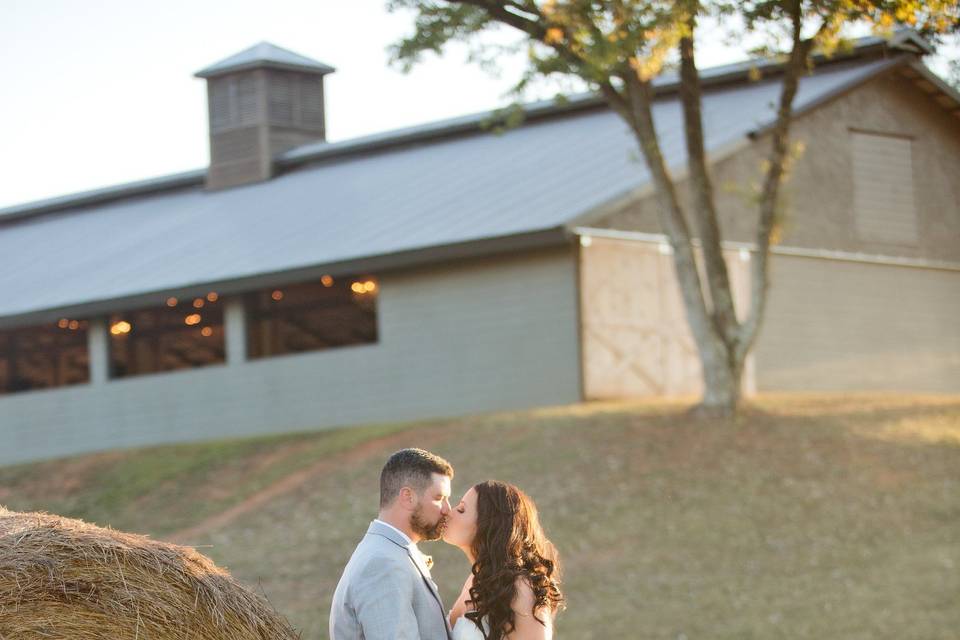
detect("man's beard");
top-left (410, 505), bottom-right (447, 541)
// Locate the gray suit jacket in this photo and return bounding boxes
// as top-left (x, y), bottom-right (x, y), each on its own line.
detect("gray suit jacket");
top-left (330, 520), bottom-right (452, 640)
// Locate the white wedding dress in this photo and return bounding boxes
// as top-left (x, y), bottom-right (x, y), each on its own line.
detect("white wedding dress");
top-left (451, 614), bottom-right (489, 640)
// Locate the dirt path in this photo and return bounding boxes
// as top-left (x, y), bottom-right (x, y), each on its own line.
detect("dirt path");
top-left (167, 423), bottom-right (457, 545)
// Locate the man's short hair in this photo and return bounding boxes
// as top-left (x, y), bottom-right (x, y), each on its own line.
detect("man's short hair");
top-left (379, 448), bottom-right (453, 508)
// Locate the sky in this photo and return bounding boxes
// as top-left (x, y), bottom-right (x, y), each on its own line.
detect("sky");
top-left (1, 0), bottom-right (956, 210)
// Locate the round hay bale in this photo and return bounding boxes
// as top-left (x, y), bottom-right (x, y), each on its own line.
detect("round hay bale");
top-left (0, 507), bottom-right (300, 639)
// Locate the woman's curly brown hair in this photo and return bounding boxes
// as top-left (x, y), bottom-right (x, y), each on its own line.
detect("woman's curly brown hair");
top-left (465, 481), bottom-right (565, 639)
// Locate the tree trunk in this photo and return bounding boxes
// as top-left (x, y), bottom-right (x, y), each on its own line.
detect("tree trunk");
top-left (693, 337), bottom-right (745, 418)
top-left (677, 19), bottom-right (746, 418)
top-left (607, 75), bottom-right (748, 416)
top-left (556, 5), bottom-right (812, 419)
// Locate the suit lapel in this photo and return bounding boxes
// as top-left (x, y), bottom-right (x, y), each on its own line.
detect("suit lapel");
top-left (408, 547), bottom-right (442, 602)
top-left (366, 521), bottom-right (452, 638)
top-left (408, 546), bottom-right (452, 637)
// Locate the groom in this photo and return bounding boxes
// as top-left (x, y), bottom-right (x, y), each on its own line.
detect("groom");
top-left (330, 448), bottom-right (454, 640)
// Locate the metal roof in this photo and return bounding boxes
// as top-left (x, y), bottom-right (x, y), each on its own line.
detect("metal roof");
top-left (0, 30), bottom-right (927, 226)
top-left (0, 56), bottom-right (907, 327)
top-left (194, 41), bottom-right (335, 78)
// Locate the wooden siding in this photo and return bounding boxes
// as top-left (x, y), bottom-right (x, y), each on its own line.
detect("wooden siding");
top-left (755, 254), bottom-right (960, 392)
top-left (578, 235), bottom-right (754, 399)
top-left (204, 68), bottom-right (327, 191)
top-left (851, 130), bottom-right (919, 245)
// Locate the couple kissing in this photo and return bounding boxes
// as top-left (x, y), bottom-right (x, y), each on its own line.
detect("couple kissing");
top-left (330, 448), bottom-right (565, 640)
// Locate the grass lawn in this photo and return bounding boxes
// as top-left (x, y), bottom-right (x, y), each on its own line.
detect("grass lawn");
top-left (1, 394), bottom-right (958, 639)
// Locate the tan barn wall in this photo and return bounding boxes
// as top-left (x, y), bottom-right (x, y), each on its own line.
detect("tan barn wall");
top-left (578, 234), bottom-right (754, 399)
top-left (584, 64), bottom-right (960, 394)
top-left (755, 254), bottom-right (960, 392)
top-left (594, 67), bottom-right (960, 263)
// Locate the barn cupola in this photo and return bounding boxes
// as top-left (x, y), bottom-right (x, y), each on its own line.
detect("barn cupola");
top-left (194, 42), bottom-right (335, 191)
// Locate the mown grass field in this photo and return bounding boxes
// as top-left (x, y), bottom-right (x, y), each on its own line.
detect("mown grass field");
top-left (2, 394), bottom-right (958, 639)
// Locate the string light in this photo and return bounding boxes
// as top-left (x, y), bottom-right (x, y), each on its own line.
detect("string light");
top-left (207, 292), bottom-right (219, 302)
top-left (166, 297), bottom-right (178, 307)
top-left (200, 327), bottom-right (213, 337)
top-left (271, 290), bottom-right (284, 301)
top-left (110, 321), bottom-right (131, 335)
top-left (352, 280), bottom-right (378, 294)
top-left (193, 298), bottom-right (205, 308)
top-left (321, 275), bottom-right (334, 287)
top-left (184, 314), bottom-right (201, 326)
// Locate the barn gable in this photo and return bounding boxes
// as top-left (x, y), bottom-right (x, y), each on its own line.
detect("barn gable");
top-left (582, 58), bottom-right (960, 264)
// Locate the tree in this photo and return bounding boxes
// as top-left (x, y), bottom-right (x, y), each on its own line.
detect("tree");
top-left (941, 33), bottom-right (960, 90)
top-left (387, 0), bottom-right (960, 417)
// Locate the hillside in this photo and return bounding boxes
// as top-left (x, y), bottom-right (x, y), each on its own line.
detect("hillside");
top-left (2, 394), bottom-right (959, 639)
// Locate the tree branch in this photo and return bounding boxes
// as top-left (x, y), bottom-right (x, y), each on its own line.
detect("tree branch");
top-left (677, 8), bottom-right (740, 351)
top-left (619, 70), bottom-right (719, 354)
top-left (452, 0), bottom-right (547, 39)
top-left (736, 0), bottom-right (822, 364)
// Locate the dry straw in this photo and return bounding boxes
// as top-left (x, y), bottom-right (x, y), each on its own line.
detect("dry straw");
top-left (0, 507), bottom-right (300, 639)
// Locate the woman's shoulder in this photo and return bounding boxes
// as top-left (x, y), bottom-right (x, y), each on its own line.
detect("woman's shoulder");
top-left (511, 575), bottom-right (553, 620)
top-left (513, 575), bottom-right (535, 603)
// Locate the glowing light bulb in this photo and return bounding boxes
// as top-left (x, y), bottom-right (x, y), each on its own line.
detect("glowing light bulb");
top-left (110, 321), bottom-right (131, 335)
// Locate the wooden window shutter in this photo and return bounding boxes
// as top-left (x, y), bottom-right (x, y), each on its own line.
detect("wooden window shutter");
top-left (851, 130), bottom-right (919, 245)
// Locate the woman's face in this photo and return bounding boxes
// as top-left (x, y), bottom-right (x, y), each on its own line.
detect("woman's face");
top-left (442, 486), bottom-right (478, 548)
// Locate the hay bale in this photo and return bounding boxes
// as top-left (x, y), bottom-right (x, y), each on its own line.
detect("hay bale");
top-left (0, 507), bottom-right (300, 639)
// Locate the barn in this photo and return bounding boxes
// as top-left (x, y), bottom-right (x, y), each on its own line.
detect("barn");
top-left (2, 31), bottom-right (958, 465)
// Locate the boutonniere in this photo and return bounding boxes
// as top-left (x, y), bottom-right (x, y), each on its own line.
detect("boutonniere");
top-left (423, 554), bottom-right (434, 570)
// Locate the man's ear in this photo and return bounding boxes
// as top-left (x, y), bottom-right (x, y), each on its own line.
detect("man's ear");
top-left (398, 486), bottom-right (417, 510)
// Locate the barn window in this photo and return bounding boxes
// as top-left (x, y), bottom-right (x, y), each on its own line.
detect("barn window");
top-left (0, 319), bottom-right (90, 395)
top-left (245, 274), bottom-right (378, 360)
top-left (108, 293), bottom-right (226, 378)
top-left (851, 130), bottom-right (918, 245)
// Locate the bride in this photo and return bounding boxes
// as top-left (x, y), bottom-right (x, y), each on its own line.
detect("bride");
top-left (441, 480), bottom-right (565, 640)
